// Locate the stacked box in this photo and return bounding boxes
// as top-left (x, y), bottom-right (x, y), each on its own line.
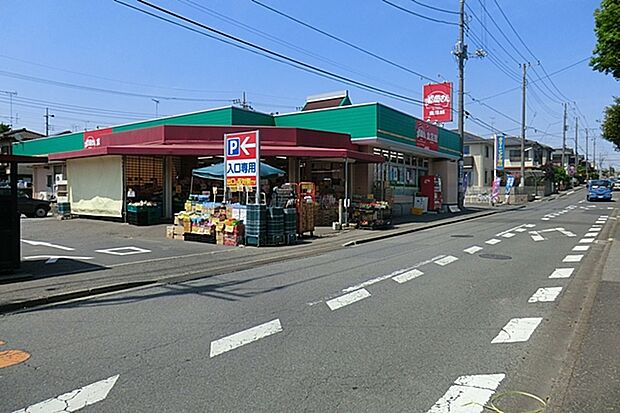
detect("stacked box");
top-left (267, 207), bottom-right (285, 246)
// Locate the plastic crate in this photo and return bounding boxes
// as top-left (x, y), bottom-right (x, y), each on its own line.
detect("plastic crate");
top-left (285, 233), bottom-right (297, 245)
top-left (266, 234), bottom-right (285, 246)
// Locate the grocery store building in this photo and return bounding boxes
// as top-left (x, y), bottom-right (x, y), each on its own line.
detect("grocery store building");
top-left (13, 93), bottom-right (462, 221)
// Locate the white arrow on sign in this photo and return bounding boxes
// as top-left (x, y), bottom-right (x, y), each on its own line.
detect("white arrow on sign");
top-left (240, 135), bottom-right (256, 156)
top-left (12, 374), bottom-right (119, 413)
top-left (529, 227), bottom-right (576, 241)
top-left (21, 239), bottom-right (75, 251)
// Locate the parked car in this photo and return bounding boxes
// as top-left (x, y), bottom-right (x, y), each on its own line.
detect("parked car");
top-left (20, 195), bottom-right (51, 217)
top-left (586, 179), bottom-right (613, 201)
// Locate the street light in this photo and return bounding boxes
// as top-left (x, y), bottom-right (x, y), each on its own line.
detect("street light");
top-left (152, 99), bottom-right (160, 118)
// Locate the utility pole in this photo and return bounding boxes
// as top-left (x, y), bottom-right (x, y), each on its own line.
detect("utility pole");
top-left (593, 133), bottom-right (596, 172)
top-left (585, 128), bottom-right (589, 181)
top-left (44, 108), bottom-right (54, 137)
top-left (1, 90), bottom-right (17, 127)
top-left (152, 99), bottom-right (160, 118)
top-left (456, 0), bottom-right (466, 207)
top-left (574, 117), bottom-right (578, 167)
top-left (561, 102), bottom-right (567, 168)
top-left (520, 63), bottom-right (527, 187)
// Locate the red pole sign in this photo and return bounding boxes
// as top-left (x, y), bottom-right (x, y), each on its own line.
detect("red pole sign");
top-left (423, 82), bottom-right (453, 123)
top-left (224, 130), bottom-right (260, 197)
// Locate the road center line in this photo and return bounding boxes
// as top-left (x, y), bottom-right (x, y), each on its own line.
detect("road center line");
top-left (426, 374), bottom-right (505, 413)
top-left (326, 289), bottom-right (371, 311)
top-left (209, 319), bottom-right (283, 358)
top-left (393, 269), bottom-right (424, 284)
top-left (464, 245), bottom-right (483, 254)
top-left (491, 317), bottom-right (543, 343)
top-left (528, 287), bottom-right (563, 303)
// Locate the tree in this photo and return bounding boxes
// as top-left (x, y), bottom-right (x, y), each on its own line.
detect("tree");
top-left (601, 97), bottom-right (620, 150)
top-left (591, 0), bottom-right (620, 79)
top-left (0, 123), bottom-right (10, 134)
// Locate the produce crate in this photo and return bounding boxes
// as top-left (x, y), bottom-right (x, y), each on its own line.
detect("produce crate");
top-left (183, 233), bottom-right (215, 243)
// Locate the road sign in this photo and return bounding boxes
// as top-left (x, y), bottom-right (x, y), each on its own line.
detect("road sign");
top-left (224, 130), bottom-right (260, 194)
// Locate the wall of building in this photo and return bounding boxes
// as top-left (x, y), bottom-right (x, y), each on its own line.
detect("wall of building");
top-left (430, 159), bottom-right (458, 205)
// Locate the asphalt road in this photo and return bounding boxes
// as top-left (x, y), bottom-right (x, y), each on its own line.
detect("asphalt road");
top-left (1, 191), bottom-right (617, 412)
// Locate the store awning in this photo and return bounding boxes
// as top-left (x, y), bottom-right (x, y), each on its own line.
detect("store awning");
top-left (50, 143), bottom-right (384, 163)
top-left (192, 162), bottom-right (285, 180)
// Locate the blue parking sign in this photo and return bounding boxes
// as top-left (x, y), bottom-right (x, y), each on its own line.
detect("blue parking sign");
top-left (227, 138), bottom-right (240, 157)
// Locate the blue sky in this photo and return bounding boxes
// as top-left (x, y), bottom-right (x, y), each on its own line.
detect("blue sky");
top-left (1, 0), bottom-right (619, 168)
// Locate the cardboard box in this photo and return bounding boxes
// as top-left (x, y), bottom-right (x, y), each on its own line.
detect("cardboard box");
top-left (173, 234), bottom-right (184, 240)
top-left (166, 225), bottom-right (175, 239)
top-left (173, 225), bottom-right (185, 235)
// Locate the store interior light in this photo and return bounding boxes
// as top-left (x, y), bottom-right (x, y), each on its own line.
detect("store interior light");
top-left (276, 156), bottom-right (288, 160)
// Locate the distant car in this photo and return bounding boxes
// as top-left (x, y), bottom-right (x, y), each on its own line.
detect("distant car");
top-left (16, 193), bottom-right (51, 218)
top-left (587, 179), bottom-right (613, 201)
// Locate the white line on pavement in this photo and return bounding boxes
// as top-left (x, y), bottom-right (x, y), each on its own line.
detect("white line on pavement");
top-left (21, 239), bottom-right (75, 251)
top-left (563, 254), bottom-right (584, 262)
top-left (549, 268), bottom-right (575, 278)
top-left (426, 374), bottom-right (505, 413)
top-left (501, 233), bottom-right (516, 238)
top-left (578, 238), bottom-right (595, 244)
top-left (23, 255), bottom-right (94, 263)
top-left (528, 287), bottom-right (563, 303)
top-left (491, 317), bottom-right (543, 344)
top-left (584, 232), bottom-right (599, 237)
top-left (529, 231), bottom-right (545, 242)
top-left (524, 224), bottom-right (536, 228)
top-left (567, 190), bottom-right (575, 195)
top-left (95, 246), bottom-right (151, 256)
top-left (326, 289), bottom-right (371, 311)
top-left (12, 375), bottom-right (119, 413)
top-left (486, 238), bottom-right (501, 245)
top-left (515, 228), bottom-right (527, 233)
top-left (572, 245), bottom-right (590, 252)
top-left (393, 269), bottom-right (424, 284)
top-left (588, 228), bottom-right (601, 232)
top-left (464, 246), bottom-right (483, 254)
top-left (209, 319), bottom-right (283, 358)
top-left (434, 256), bottom-right (459, 266)
top-left (342, 255), bottom-right (445, 293)
top-left (541, 217), bottom-right (550, 221)
top-left (496, 224), bottom-right (526, 237)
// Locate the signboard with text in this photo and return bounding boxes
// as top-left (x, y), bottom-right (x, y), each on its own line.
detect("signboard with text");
top-left (495, 134), bottom-right (505, 171)
top-left (423, 82), bottom-right (453, 123)
top-left (416, 120), bottom-right (439, 152)
top-left (83, 128), bottom-right (112, 149)
top-left (224, 130), bottom-right (260, 192)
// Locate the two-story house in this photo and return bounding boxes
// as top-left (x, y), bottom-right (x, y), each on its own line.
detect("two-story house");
top-left (462, 131), bottom-right (495, 191)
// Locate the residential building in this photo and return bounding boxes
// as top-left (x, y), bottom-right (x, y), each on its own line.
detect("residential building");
top-left (462, 131), bottom-right (494, 190)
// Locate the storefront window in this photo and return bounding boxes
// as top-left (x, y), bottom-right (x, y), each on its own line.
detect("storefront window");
top-left (124, 156), bottom-right (164, 204)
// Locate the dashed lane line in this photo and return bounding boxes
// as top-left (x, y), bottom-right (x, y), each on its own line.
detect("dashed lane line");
top-left (326, 289), bottom-right (371, 311)
top-left (434, 256), bottom-right (459, 266)
top-left (209, 319), bottom-right (283, 358)
top-left (572, 245), bottom-right (590, 252)
top-left (549, 268), bottom-right (575, 279)
top-left (464, 246), bottom-right (483, 255)
top-left (578, 238), bottom-right (595, 244)
top-left (426, 374), bottom-right (505, 413)
top-left (528, 287), bottom-right (563, 303)
top-left (393, 269), bottom-right (424, 284)
top-left (491, 317), bottom-right (543, 344)
top-left (584, 232), bottom-right (599, 238)
top-left (485, 238), bottom-right (501, 245)
top-left (563, 255), bottom-right (584, 263)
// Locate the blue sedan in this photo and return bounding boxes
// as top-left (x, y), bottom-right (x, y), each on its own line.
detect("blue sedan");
top-left (587, 179), bottom-right (613, 201)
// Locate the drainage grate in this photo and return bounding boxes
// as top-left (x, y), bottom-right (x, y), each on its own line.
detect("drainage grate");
top-left (479, 253), bottom-right (512, 260)
top-left (451, 234), bottom-right (474, 238)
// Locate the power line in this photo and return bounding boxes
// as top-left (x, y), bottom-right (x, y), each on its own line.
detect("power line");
top-left (249, 0), bottom-right (437, 82)
top-left (115, 0), bottom-right (425, 107)
top-left (382, 0), bottom-right (458, 25)
top-left (407, 0), bottom-right (459, 15)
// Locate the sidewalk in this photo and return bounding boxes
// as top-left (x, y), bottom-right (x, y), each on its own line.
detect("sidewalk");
top-left (0, 205), bottom-right (523, 313)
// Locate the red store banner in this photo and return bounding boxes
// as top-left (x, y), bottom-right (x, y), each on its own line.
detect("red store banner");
top-left (83, 128), bottom-right (112, 149)
top-left (416, 120), bottom-right (439, 152)
top-left (423, 82), bottom-right (453, 123)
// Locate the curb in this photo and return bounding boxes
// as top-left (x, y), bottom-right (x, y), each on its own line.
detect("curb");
top-left (1, 205), bottom-right (525, 314)
top-left (342, 205), bottom-right (526, 247)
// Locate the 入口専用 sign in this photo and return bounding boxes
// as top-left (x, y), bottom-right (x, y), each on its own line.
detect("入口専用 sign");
top-left (224, 130), bottom-right (260, 192)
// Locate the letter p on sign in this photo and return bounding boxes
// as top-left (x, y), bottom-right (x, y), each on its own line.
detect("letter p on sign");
top-left (227, 138), bottom-right (240, 157)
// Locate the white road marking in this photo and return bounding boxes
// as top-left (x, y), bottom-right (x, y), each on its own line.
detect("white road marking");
top-left (591, 225), bottom-right (602, 228)
top-left (434, 255), bottom-right (459, 266)
top-left (549, 268), bottom-right (574, 278)
top-left (326, 289), bottom-right (371, 311)
top-left (524, 224), bottom-right (536, 228)
top-left (342, 255), bottom-right (445, 293)
top-left (12, 375), bottom-right (119, 413)
top-left (464, 246), bottom-right (483, 254)
top-left (528, 287), bottom-right (563, 303)
top-left (426, 373), bottom-right (505, 413)
top-left (209, 319), bottom-right (283, 358)
top-left (567, 190), bottom-right (575, 195)
top-left (491, 317), bottom-right (543, 343)
top-left (514, 228), bottom-right (526, 233)
top-left (584, 232), bottom-right (599, 237)
top-left (501, 233), bottom-right (516, 238)
top-left (393, 269), bottom-right (424, 284)
top-left (595, 221), bottom-right (606, 224)
top-left (529, 231), bottom-right (545, 242)
top-left (95, 246), bottom-right (151, 256)
top-left (608, 207), bottom-right (614, 210)
top-left (21, 239), bottom-right (75, 251)
top-left (579, 238), bottom-right (595, 244)
top-left (23, 255), bottom-right (94, 263)
top-left (563, 254), bottom-right (584, 262)
top-left (486, 238), bottom-right (501, 245)
top-left (496, 224), bottom-right (526, 237)
top-left (578, 200), bottom-right (585, 203)
top-left (572, 245), bottom-right (590, 251)
top-left (541, 217), bottom-right (550, 221)
top-left (588, 227), bottom-right (601, 232)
